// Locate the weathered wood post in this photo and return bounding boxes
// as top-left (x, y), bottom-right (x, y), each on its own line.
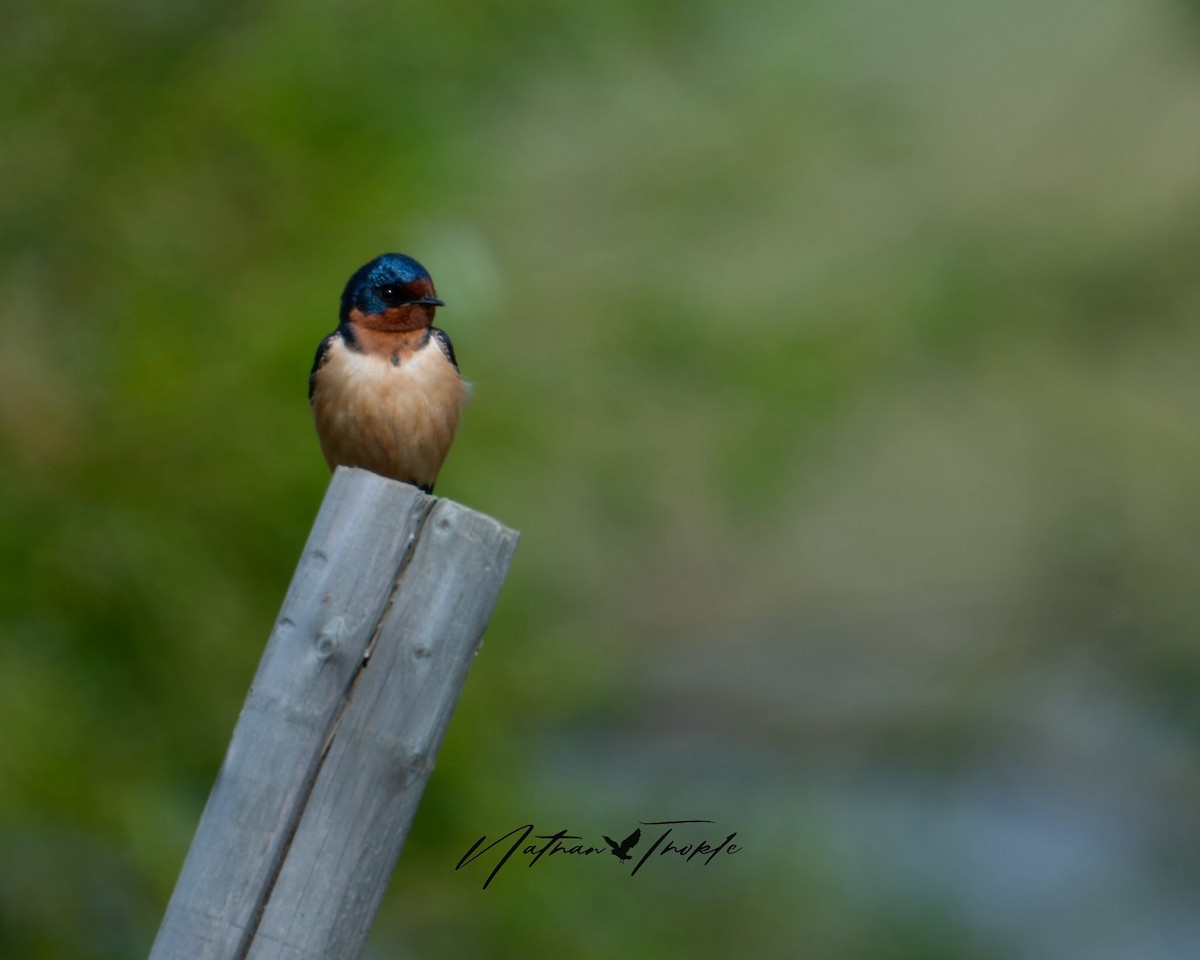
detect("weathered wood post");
top-left (149, 467), bottom-right (519, 960)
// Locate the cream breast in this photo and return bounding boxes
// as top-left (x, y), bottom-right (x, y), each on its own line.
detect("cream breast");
top-left (312, 335), bottom-right (469, 490)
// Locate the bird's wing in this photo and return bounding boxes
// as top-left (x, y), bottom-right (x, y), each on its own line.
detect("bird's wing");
top-left (430, 326), bottom-right (460, 372)
top-left (602, 835), bottom-right (619, 851)
top-left (308, 332), bottom-right (337, 401)
top-left (623, 828), bottom-right (641, 849)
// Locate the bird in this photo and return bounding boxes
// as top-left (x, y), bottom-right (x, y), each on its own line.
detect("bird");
top-left (602, 828), bottom-right (641, 861)
top-left (309, 253), bottom-right (469, 494)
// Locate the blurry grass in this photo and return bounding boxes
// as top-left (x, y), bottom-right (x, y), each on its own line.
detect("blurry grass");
top-left (4, 0), bottom-right (1200, 957)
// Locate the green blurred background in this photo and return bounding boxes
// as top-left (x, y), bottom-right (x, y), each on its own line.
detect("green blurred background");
top-left (4, 0), bottom-right (1200, 956)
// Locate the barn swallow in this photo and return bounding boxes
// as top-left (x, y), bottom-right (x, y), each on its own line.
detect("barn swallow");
top-left (309, 253), bottom-right (469, 493)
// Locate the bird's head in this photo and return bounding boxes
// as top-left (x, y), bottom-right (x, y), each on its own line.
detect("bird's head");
top-left (339, 253), bottom-right (443, 332)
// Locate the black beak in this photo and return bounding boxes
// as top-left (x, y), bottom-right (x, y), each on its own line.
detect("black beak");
top-left (411, 295), bottom-right (444, 307)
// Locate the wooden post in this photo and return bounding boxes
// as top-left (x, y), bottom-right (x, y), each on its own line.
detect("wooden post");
top-left (149, 467), bottom-right (519, 960)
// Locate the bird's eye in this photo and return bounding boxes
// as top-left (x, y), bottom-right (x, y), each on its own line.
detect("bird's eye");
top-left (378, 284), bottom-right (401, 303)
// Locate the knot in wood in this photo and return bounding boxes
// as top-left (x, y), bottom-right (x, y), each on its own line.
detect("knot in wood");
top-left (316, 616), bottom-right (348, 661)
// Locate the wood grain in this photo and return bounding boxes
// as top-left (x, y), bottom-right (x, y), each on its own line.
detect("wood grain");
top-left (150, 468), bottom-right (518, 960)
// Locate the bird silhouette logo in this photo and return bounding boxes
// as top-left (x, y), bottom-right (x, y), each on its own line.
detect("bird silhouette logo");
top-left (602, 827), bottom-right (641, 861)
